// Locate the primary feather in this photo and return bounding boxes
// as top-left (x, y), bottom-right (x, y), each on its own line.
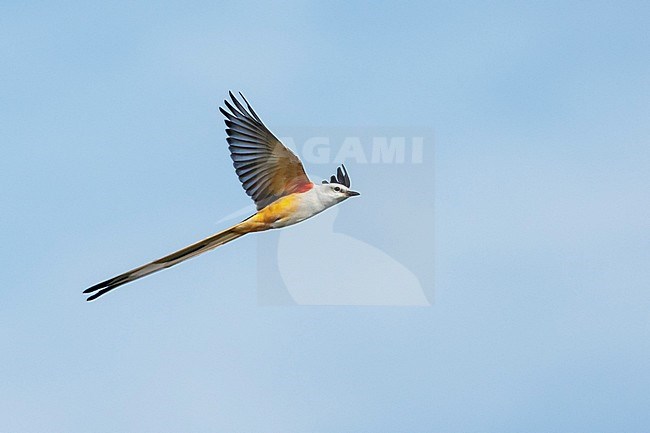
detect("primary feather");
top-left (220, 92), bottom-right (311, 210)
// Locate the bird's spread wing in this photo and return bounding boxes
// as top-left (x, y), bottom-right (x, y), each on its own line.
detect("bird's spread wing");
top-left (220, 92), bottom-right (311, 210)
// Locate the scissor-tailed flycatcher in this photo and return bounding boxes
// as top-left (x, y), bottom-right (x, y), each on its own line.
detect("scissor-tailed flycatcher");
top-left (84, 92), bottom-right (360, 301)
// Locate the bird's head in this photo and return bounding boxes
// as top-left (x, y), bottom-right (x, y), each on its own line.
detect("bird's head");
top-left (320, 164), bottom-right (360, 203)
top-left (323, 182), bottom-right (360, 201)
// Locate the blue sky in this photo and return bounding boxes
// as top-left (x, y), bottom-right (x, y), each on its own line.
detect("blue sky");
top-left (2, 1), bottom-right (649, 431)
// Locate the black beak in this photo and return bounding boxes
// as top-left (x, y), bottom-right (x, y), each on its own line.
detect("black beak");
top-left (346, 190), bottom-right (360, 197)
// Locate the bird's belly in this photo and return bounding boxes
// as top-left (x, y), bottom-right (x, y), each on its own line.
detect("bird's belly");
top-left (271, 207), bottom-right (320, 228)
top-left (269, 194), bottom-right (324, 229)
top-left (241, 192), bottom-right (326, 231)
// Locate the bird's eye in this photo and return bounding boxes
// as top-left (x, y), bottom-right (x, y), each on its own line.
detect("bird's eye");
top-left (334, 187), bottom-right (341, 192)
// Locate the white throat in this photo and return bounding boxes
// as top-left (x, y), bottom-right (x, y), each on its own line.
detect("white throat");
top-left (313, 183), bottom-right (344, 209)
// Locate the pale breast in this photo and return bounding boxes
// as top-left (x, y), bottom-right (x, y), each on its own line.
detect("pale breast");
top-left (238, 188), bottom-right (328, 231)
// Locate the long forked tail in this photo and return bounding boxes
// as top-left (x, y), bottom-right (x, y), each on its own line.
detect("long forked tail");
top-left (84, 224), bottom-right (247, 301)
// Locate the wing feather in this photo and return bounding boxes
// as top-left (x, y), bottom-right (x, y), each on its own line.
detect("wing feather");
top-left (221, 92), bottom-right (311, 210)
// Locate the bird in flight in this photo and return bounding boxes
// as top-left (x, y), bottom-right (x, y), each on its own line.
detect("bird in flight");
top-left (84, 92), bottom-right (360, 301)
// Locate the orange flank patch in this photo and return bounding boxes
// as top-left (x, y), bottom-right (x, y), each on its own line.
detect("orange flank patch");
top-left (237, 194), bottom-right (300, 233)
top-left (293, 182), bottom-right (314, 193)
